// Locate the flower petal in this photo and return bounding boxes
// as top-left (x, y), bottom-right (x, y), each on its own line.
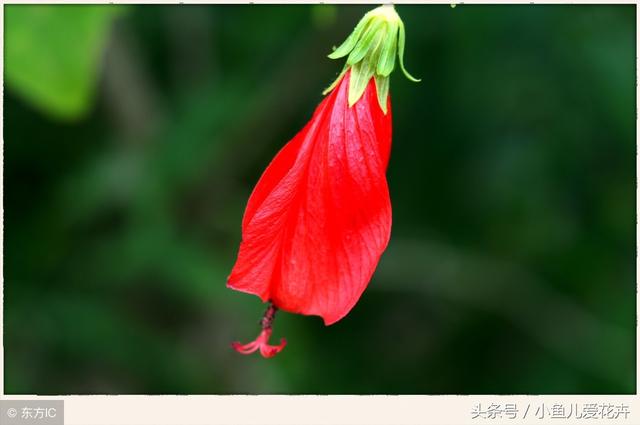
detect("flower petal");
top-left (228, 71), bottom-right (392, 325)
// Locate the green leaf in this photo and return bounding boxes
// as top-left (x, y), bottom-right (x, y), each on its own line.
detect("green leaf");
top-left (5, 5), bottom-right (122, 120)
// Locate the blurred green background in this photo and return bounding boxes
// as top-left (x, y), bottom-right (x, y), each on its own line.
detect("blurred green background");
top-left (4, 4), bottom-right (635, 394)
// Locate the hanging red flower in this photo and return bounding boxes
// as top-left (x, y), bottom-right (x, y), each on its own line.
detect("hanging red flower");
top-left (228, 4), bottom-right (419, 358)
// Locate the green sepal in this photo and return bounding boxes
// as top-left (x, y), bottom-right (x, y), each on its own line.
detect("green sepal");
top-left (374, 74), bottom-right (390, 114)
top-left (398, 19), bottom-right (420, 82)
top-left (348, 54), bottom-right (376, 107)
top-left (322, 64), bottom-right (348, 95)
top-left (327, 12), bottom-right (371, 59)
top-left (324, 4), bottom-right (420, 108)
top-left (347, 19), bottom-right (386, 65)
top-left (376, 20), bottom-right (398, 77)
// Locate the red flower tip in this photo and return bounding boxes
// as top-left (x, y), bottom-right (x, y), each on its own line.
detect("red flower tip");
top-left (232, 303), bottom-right (287, 358)
top-left (231, 328), bottom-right (287, 358)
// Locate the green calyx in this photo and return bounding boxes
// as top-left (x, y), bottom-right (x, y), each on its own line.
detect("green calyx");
top-left (323, 4), bottom-right (420, 114)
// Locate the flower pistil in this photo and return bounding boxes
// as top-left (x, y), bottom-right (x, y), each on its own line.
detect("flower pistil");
top-left (231, 303), bottom-right (287, 358)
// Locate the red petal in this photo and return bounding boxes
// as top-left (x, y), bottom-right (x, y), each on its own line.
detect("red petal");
top-left (228, 71), bottom-right (392, 325)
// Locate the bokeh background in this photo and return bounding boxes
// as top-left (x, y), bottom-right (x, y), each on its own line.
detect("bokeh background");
top-left (4, 4), bottom-right (635, 394)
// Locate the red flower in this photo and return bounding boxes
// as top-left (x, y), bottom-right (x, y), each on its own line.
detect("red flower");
top-left (228, 5), bottom-right (418, 357)
top-left (230, 68), bottom-right (392, 317)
